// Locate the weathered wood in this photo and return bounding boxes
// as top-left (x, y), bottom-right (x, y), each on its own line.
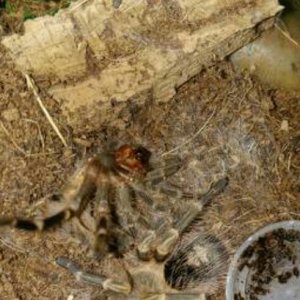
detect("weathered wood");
top-left (1, 0), bottom-right (282, 128)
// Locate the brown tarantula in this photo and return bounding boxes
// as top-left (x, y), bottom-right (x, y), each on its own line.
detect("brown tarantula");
top-left (0, 144), bottom-right (229, 299)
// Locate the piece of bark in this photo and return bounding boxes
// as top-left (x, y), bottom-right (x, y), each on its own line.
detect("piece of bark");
top-left (1, 0), bottom-right (282, 129)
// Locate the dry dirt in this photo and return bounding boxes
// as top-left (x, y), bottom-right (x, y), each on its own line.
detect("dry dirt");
top-left (0, 39), bottom-right (299, 300)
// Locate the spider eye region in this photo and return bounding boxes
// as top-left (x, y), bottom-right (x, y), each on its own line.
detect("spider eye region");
top-left (115, 144), bottom-right (151, 173)
top-left (134, 146), bottom-right (151, 165)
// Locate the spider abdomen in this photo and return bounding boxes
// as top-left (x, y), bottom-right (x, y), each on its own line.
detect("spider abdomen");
top-left (164, 233), bottom-right (228, 294)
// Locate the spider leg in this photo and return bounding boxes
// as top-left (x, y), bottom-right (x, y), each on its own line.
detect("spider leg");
top-left (130, 180), bottom-right (191, 209)
top-left (115, 185), bottom-right (139, 226)
top-left (93, 181), bottom-right (137, 257)
top-left (93, 183), bottom-right (113, 256)
top-left (145, 155), bottom-right (182, 186)
top-left (0, 178), bottom-right (93, 231)
top-left (0, 210), bottom-right (74, 231)
top-left (114, 184), bottom-right (142, 240)
top-left (0, 157), bottom-right (100, 231)
top-left (127, 156), bottom-right (183, 207)
top-left (150, 182), bottom-right (194, 201)
top-left (155, 177), bottom-right (228, 261)
top-left (56, 256), bottom-right (131, 294)
top-left (175, 177), bottom-right (228, 232)
top-left (137, 178), bottom-right (228, 262)
top-left (151, 176), bottom-right (229, 202)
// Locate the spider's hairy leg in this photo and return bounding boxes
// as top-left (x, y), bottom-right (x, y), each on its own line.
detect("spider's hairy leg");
top-left (0, 210), bottom-right (74, 231)
top-left (152, 176), bottom-right (230, 203)
top-left (130, 182), bottom-right (155, 206)
top-left (154, 177), bottom-right (229, 261)
top-left (93, 180), bottom-right (138, 257)
top-left (151, 182), bottom-right (194, 201)
top-left (115, 184), bottom-right (140, 236)
top-left (93, 184), bottom-right (113, 256)
top-left (137, 230), bottom-right (156, 261)
top-left (0, 156), bottom-right (101, 231)
top-left (197, 177), bottom-right (229, 206)
top-left (129, 164), bottom-right (185, 208)
top-left (145, 155), bottom-right (182, 186)
top-left (56, 257), bottom-right (131, 294)
top-left (175, 177), bottom-right (229, 232)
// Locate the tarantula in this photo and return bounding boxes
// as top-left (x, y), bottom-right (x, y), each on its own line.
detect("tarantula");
top-left (0, 144), bottom-right (229, 299)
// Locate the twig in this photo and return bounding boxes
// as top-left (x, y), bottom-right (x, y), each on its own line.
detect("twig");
top-left (25, 74), bottom-right (68, 148)
top-left (275, 23), bottom-right (300, 50)
top-left (0, 120), bottom-right (27, 155)
top-left (161, 107), bottom-right (216, 157)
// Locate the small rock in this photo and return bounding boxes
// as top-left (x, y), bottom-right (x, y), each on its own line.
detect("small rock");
top-left (280, 120), bottom-right (289, 132)
top-left (1, 108), bottom-right (20, 122)
top-left (261, 97), bottom-right (275, 111)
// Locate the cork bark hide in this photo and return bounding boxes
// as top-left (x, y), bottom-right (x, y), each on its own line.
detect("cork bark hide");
top-left (1, 0), bottom-right (282, 127)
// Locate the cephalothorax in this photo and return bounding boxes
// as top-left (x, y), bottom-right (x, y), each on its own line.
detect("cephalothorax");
top-left (0, 144), bottom-right (229, 299)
